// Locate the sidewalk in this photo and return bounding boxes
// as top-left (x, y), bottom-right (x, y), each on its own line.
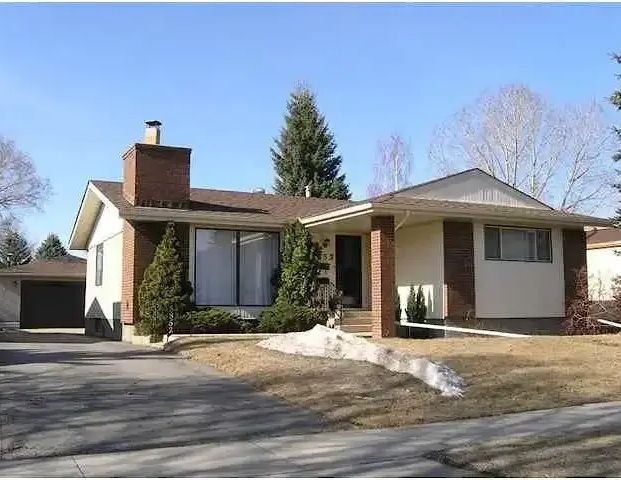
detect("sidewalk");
top-left (2, 401), bottom-right (620, 477)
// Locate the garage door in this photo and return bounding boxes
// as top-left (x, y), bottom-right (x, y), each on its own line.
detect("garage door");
top-left (20, 281), bottom-right (85, 328)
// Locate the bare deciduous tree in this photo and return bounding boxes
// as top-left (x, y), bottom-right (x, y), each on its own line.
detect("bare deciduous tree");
top-left (0, 137), bottom-right (50, 223)
top-left (367, 134), bottom-right (413, 197)
top-left (429, 84), bottom-right (615, 213)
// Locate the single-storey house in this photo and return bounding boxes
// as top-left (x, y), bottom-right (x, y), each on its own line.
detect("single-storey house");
top-left (587, 227), bottom-right (621, 300)
top-left (69, 122), bottom-right (609, 341)
top-left (0, 255), bottom-right (86, 329)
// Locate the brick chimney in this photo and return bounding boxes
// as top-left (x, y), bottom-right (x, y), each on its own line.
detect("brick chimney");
top-left (122, 121), bottom-right (191, 209)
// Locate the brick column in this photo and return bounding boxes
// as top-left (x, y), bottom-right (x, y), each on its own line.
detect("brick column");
top-left (563, 228), bottom-right (587, 316)
top-left (443, 221), bottom-right (476, 326)
top-left (370, 216), bottom-right (396, 338)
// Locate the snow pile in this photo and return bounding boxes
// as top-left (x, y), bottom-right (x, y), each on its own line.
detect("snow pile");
top-left (258, 325), bottom-right (464, 397)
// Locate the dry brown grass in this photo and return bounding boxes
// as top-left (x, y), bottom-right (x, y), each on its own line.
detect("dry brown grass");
top-left (174, 334), bottom-right (621, 429)
top-left (433, 430), bottom-right (621, 477)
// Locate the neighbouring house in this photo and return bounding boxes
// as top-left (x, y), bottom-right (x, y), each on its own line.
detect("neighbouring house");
top-left (0, 255), bottom-right (86, 329)
top-left (69, 122), bottom-right (610, 341)
top-left (587, 227), bottom-right (621, 300)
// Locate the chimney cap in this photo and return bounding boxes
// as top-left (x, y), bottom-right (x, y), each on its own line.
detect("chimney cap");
top-left (145, 120), bottom-right (162, 127)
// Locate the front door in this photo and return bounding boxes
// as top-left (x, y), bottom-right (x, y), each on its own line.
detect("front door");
top-left (335, 235), bottom-right (362, 308)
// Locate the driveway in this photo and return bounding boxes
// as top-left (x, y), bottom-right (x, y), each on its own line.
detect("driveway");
top-left (0, 331), bottom-right (328, 460)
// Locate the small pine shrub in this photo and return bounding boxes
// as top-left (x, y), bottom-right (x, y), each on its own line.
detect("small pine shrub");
top-left (395, 288), bottom-right (402, 322)
top-left (181, 308), bottom-right (247, 334)
top-left (406, 284), bottom-right (427, 322)
top-left (258, 303), bottom-right (327, 333)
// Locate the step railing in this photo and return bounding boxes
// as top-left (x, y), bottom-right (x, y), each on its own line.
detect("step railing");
top-left (315, 281), bottom-right (343, 329)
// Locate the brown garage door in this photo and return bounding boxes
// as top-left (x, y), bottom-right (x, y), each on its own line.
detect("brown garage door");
top-left (20, 281), bottom-right (85, 328)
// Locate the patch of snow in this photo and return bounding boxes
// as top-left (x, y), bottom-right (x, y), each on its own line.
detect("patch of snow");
top-left (258, 325), bottom-right (464, 397)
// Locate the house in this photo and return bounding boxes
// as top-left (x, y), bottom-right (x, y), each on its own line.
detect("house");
top-left (587, 227), bottom-right (621, 300)
top-left (69, 122), bottom-right (610, 341)
top-left (0, 255), bottom-right (86, 329)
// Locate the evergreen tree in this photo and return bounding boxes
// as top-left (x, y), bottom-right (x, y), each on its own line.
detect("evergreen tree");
top-left (276, 221), bottom-right (324, 306)
top-left (405, 284), bottom-right (427, 322)
top-left (415, 285), bottom-right (427, 322)
top-left (36, 233), bottom-right (67, 260)
top-left (0, 229), bottom-right (31, 267)
top-left (137, 223), bottom-right (189, 340)
top-left (395, 288), bottom-right (402, 322)
top-left (272, 87), bottom-right (351, 200)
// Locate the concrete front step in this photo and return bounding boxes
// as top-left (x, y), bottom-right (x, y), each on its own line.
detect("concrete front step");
top-left (340, 324), bottom-right (373, 334)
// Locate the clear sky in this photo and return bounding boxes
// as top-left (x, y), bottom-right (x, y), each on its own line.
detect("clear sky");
top-left (0, 3), bottom-right (619, 249)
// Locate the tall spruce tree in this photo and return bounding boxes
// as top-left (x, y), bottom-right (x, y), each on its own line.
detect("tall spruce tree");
top-left (137, 223), bottom-right (189, 339)
top-left (272, 87), bottom-right (351, 200)
top-left (36, 233), bottom-right (67, 260)
top-left (0, 229), bottom-right (31, 267)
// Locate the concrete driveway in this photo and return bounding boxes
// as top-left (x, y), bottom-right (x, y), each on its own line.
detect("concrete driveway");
top-left (0, 330), bottom-right (328, 460)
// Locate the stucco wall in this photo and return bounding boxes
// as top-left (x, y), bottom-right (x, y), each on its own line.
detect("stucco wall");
top-left (587, 246), bottom-right (621, 300)
top-left (0, 277), bottom-right (20, 328)
top-left (395, 221), bottom-right (444, 320)
top-left (85, 204), bottom-right (123, 330)
top-left (473, 222), bottom-right (565, 318)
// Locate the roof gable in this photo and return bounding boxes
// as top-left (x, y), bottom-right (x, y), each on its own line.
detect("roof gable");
top-left (390, 169), bottom-right (551, 210)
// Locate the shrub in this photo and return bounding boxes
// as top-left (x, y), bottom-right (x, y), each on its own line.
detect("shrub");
top-left (277, 221), bottom-right (324, 306)
top-left (181, 308), bottom-right (248, 334)
top-left (395, 288), bottom-right (402, 322)
top-left (564, 267), bottom-right (613, 335)
top-left (136, 222), bottom-right (190, 340)
top-left (405, 285), bottom-right (427, 322)
top-left (258, 302), bottom-right (327, 333)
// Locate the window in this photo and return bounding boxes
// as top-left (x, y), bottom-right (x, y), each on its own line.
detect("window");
top-left (484, 226), bottom-right (552, 262)
top-left (194, 229), bottom-right (279, 306)
top-left (95, 243), bottom-right (104, 286)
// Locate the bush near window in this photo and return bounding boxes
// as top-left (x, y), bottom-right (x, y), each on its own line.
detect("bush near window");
top-left (177, 308), bottom-right (251, 334)
top-left (277, 221), bottom-right (324, 307)
top-left (136, 222), bottom-right (190, 341)
top-left (258, 303), bottom-right (327, 333)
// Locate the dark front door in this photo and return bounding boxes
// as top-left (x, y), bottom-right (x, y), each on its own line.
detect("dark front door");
top-left (335, 235), bottom-right (362, 308)
top-left (20, 281), bottom-right (85, 328)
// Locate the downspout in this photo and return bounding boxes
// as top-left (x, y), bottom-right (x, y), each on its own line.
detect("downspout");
top-left (395, 211), bottom-right (411, 231)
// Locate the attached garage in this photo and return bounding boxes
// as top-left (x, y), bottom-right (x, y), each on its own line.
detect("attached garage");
top-left (0, 256), bottom-right (86, 330)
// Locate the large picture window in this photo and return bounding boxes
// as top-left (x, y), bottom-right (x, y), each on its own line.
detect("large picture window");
top-left (484, 226), bottom-right (552, 262)
top-left (194, 229), bottom-right (279, 306)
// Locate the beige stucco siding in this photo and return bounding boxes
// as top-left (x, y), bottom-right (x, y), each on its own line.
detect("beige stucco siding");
top-left (395, 221), bottom-right (444, 320)
top-left (0, 277), bottom-right (20, 328)
top-left (587, 246), bottom-right (621, 300)
top-left (473, 222), bottom-right (565, 318)
top-left (85, 204), bottom-right (123, 326)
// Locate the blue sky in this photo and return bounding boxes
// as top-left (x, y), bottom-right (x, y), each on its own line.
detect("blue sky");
top-left (0, 3), bottom-right (619, 249)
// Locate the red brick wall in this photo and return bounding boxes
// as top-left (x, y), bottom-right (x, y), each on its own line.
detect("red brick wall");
top-left (121, 221), bottom-right (189, 325)
top-left (370, 215), bottom-right (396, 338)
top-left (562, 228), bottom-right (587, 316)
top-left (443, 221), bottom-right (476, 325)
top-left (122, 143), bottom-right (191, 209)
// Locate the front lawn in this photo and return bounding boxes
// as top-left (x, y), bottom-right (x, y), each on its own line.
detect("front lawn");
top-left (173, 334), bottom-right (621, 429)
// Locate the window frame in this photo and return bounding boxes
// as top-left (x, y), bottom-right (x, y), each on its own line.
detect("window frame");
top-left (95, 243), bottom-right (104, 286)
top-left (193, 227), bottom-right (280, 307)
top-left (484, 225), bottom-right (553, 263)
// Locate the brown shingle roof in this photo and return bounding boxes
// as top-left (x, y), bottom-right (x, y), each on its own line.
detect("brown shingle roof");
top-left (0, 255), bottom-right (86, 279)
top-left (587, 227), bottom-right (621, 247)
top-left (371, 194), bottom-right (610, 226)
top-left (91, 180), bottom-right (351, 225)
